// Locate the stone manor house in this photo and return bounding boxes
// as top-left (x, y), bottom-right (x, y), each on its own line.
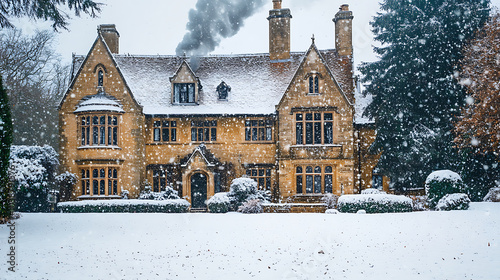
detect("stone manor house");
top-left (58, 0), bottom-right (389, 208)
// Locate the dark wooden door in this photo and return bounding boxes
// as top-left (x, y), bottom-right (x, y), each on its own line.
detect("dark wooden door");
top-left (190, 173), bottom-right (207, 209)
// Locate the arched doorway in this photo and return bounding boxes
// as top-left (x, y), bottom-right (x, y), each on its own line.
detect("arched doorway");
top-left (190, 172), bottom-right (207, 209)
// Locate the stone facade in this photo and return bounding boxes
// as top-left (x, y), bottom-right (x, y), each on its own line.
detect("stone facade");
top-left (58, 2), bottom-right (385, 207)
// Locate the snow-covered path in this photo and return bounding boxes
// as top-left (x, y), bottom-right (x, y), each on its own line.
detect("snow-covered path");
top-left (0, 203), bottom-right (498, 280)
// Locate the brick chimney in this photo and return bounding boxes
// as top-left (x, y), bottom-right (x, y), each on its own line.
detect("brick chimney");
top-left (268, 0), bottom-right (292, 62)
top-left (333, 4), bottom-right (353, 56)
top-left (98, 24), bottom-right (120, 54)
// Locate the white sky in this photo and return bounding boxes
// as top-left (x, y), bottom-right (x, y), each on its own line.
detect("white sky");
top-left (14, 0), bottom-right (500, 71)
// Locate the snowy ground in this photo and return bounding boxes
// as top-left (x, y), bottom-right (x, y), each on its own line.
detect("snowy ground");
top-left (0, 203), bottom-right (498, 280)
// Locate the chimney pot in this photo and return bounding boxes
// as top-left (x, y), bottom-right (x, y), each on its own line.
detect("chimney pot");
top-left (341, 4), bottom-right (349, 11)
top-left (273, 0), bottom-right (282, 10)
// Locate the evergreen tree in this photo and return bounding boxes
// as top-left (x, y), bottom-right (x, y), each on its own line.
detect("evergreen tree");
top-left (0, 0), bottom-right (101, 30)
top-left (0, 76), bottom-right (13, 221)
top-left (359, 0), bottom-right (490, 191)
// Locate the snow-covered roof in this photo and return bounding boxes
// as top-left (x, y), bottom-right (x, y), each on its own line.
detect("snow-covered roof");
top-left (72, 50), bottom-right (354, 116)
top-left (74, 92), bottom-right (125, 113)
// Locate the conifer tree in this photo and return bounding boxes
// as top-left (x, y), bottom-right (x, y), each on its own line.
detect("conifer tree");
top-left (0, 0), bottom-right (101, 30)
top-left (359, 0), bottom-right (490, 191)
top-left (0, 76), bottom-right (13, 221)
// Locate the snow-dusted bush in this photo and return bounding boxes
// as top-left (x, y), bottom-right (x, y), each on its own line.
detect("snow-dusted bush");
top-left (321, 193), bottom-right (339, 209)
top-left (206, 192), bottom-right (231, 213)
top-left (436, 193), bottom-right (470, 211)
top-left (228, 177), bottom-right (269, 210)
top-left (337, 194), bottom-right (413, 213)
top-left (138, 182), bottom-right (179, 200)
top-left (483, 187), bottom-right (500, 202)
top-left (410, 195), bottom-right (428, 211)
top-left (9, 145), bottom-right (59, 212)
top-left (120, 190), bottom-right (129, 199)
top-left (238, 199), bottom-right (263, 214)
top-left (425, 170), bottom-right (465, 209)
top-left (57, 199), bottom-right (190, 213)
top-left (361, 188), bottom-right (386, 195)
top-left (325, 209), bottom-right (339, 214)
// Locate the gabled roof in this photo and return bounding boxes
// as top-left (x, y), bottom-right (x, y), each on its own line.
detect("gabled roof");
top-left (277, 42), bottom-right (354, 109)
top-left (180, 144), bottom-right (221, 167)
top-left (71, 49), bottom-right (353, 116)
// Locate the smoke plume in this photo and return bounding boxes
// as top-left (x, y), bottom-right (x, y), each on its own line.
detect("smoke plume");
top-left (176, 0), bottom-right (267, 57)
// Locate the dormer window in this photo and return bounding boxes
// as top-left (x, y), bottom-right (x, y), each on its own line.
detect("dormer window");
top-left (98, 70), bottom-right (104, 87)
top-left (217, 81), bottom-right (231, 100)
top-left (174, 83), bottom-right (195, 104)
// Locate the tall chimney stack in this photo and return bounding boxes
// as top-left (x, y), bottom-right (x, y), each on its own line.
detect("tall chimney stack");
top-left (333, 4), bottom-right (353, 56)
top-left (268, 0), bottom-right (292, 62)
top-left (98, 24), bottom-right (120, 54)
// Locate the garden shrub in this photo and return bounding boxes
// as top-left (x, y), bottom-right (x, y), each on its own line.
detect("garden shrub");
top-left (58, 199), bottom-right (190, 213)
top-left (138, 182), bottom-right (179, 200)
top-left (337, 194), bottom-right (413, 213)
top-left (206, 192), bottom-right (231, 213)
top-left (425, 170), bottom-right (465, 209)
top-left (321, 193), bottom-right (339, 209)
top-left (436, 193), bottom-right (470, 211)
top-left (238, 199), bottom-right (263, 214)
top-left (483, 187), bottom-right (500, 202)
top-left (228, 177), bottom-right (269, 210)
top-left (410, 195), bottom-right (428, 211)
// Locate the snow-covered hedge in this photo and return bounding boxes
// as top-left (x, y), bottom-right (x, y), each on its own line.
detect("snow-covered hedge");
top-left (361, 188), bottom-right (386, 195)
top-left (436, 193), bottom-right (470, 211)
top-left (337, 194), bottom-right (413, 213)
top-left (483, 187), bottom-right (500, 202)
top-left (238, 199), bottom-right (263, 214)
top-left (206, 192), bottom-right (231, 213)
top-left (425, 170), bottom-right (465, 209)
top-left (57, 199), bottom-right (190, 213)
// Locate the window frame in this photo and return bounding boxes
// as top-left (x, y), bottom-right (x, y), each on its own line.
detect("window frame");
top-left (295, 112), bottom-right (334, 145)
top-left (173, 83), bottom-right (196, 104)
top-left (80, 166), bottom-right (119, 197)
top-left (295, 165), bottom-right (334, 195)
top-left (152, 119), bottom-right (177, 143)
top-left (244, 119), bottom-right (273, 142)
top-left (246, 167), bottom-right (272, 191)
top-left (79, 113), bottom-right (119, 147)
top-left (191, 120), bottom-right (217, 142)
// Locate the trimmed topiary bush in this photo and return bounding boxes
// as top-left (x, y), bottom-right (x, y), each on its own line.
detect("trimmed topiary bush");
top-left (436, 193), bottom-right (470, 211)
top-left (238, 199), bottom-right (263, 214)
top-left (57, 199), bottom-right (190, 213)
top-left (206, 192), bottom-right (231, 213)
top-left (425, 170), bottom-right (465, 209)
top-left (337, 194), bottom-right (413, 213)
top-left (483, 187), bottom-right (500, 202)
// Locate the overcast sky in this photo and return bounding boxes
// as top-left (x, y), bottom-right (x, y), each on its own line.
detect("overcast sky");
top-left (14, 0), bottom-right (500, 72)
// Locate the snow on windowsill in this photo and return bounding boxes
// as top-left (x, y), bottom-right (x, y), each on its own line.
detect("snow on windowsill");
top-left (77, 195), bottom-right (122, 199)
top-left (290, 144), bottom-right (342, 148)
top-left (77, 145), bottom-right (122, 150)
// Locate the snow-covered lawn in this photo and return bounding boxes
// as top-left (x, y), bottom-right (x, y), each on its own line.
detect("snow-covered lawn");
top-left (1, 203), bottom-right (498, 280)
